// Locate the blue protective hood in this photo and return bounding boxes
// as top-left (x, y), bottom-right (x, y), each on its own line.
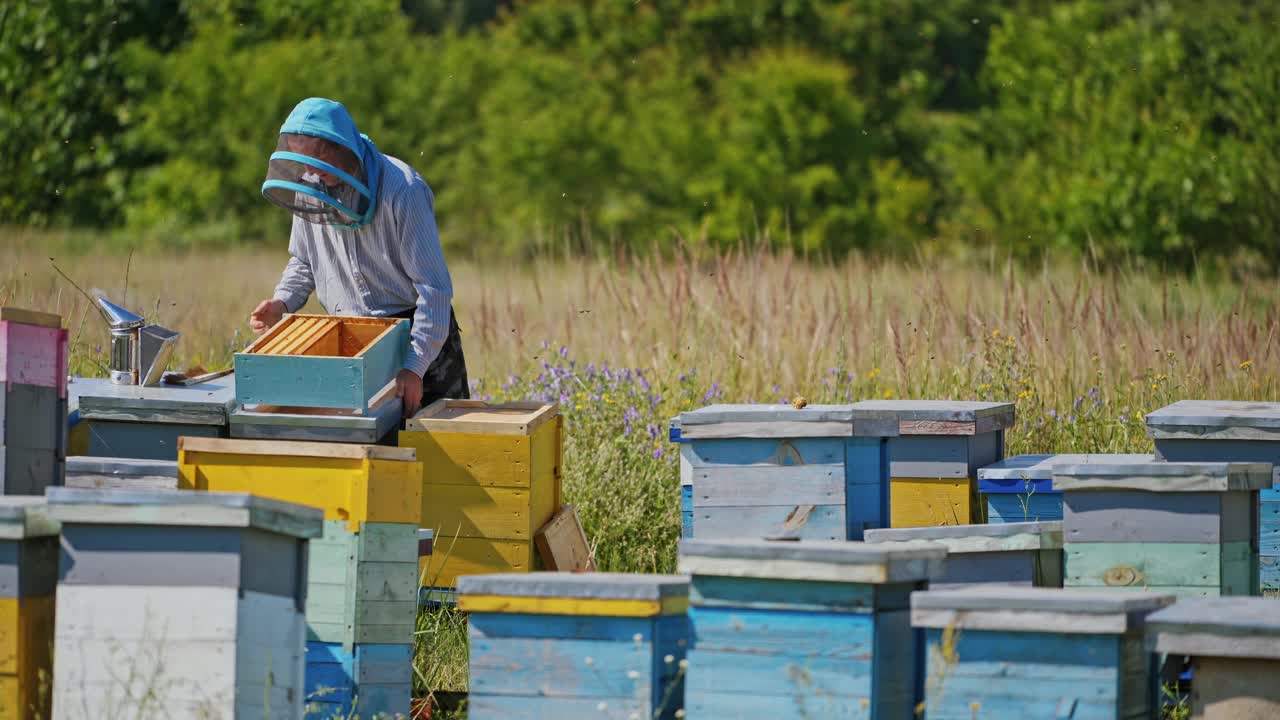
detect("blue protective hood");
top-left (264, 97), bottom-right (383, 228)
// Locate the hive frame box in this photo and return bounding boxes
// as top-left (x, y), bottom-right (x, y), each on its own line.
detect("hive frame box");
top-left (1145, 400), bottom-right (1280, 590)
top-left (912, 586), bottom-right (1174, 720)
top-left (677, 404), bottom-right (885, 541)
top-left (458, 572), bottom-right (691, 720)
top-left (977, 453), bottom-right (1154, 523)
top-left (865, 520), bottom-right (1063, 588)
top-left (1145, 597), bottom-right (1280, 720)
top-left (0, 497), bottom-right (59, 719)
top-left (850, 400), bottom-right (1015, 528)
top-left (72, 376), bottom-right (236, 461)
top-left (1054, 460), bottom-right (1270, 598)
top-left (679, 538), bottom-right (947, 719)
top-left (44, 487), bottom-right (323, 720)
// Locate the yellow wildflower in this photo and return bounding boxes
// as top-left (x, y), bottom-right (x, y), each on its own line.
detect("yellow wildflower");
top-left (1240, 360), bottom-right (1254, 370)
top-left (882, 388), bottom-right (893, 399)
top-left (992, 329), bottom-right (1001, 337)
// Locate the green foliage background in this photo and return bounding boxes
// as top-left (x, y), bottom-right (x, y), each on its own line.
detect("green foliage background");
top-left (3, 0), bottom-right (1277, 268)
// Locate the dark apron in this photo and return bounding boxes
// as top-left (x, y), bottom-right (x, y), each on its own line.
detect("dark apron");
top-left (388, 306), bottom-right (471, 406)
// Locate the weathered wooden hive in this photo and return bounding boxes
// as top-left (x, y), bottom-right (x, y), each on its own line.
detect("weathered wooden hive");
top-left (1053, 459), bottom-right (1269, 597)
top-left (977, 453), bottom-right (1153, 523)
top-left (912, 586), bottom-right (1174, 719)
top-left (72, 376), bottom-right (236, 461)
top-left (0, 497), bottom-right (59, 719)
top-left (865, 520), bottom-right (1063, 588)
top-left (458, 572), bottom-right (691, 720)
top-left (678, 538), bottom-right (947, 718)
top-left (1, 307), bottom-right (68, 494)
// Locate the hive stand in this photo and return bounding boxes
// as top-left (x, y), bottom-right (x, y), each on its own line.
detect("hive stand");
top-left (399, 400), bottom-right (563, 593)
top-left (1145, 597), bottom-right (1280, 720)
top-left (64, 456), bottom-right (179, 490)
top-left (1053, 460), bottom-right (1271, 598)
top-left (458, 572), bottom-right (691, 720)
top-left (1, 308), bottom-right (68, 495)
top-left (978, 453), bottom-right (1154, 523)
top-left (1145, 400), bottom-right (1280, 591)
top-left (865, 520), bottom-right (1063, 588)
top-left (676, 404), bottom-right (886, 541)
top-left (912, 586), bottom-right (1175, 720)
top-left (850, 400), bottom-right (1014, 528)
top-left (0, 498), bottom-right (59, 719)
top-left (678, 538), bottom-right (947, 719)
top-left (229, 386), bottom-right (403, 445)
top-left (45, 488), bottom-right (323, 720)
top-left (72, 375), bottom-right (236, 461)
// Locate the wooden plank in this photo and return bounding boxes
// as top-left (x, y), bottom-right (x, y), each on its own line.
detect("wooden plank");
top-left (470, 634), bottom-right (656, 699)
top-left (987, 493), bottom-right (1063, 523)
top-left (420, 537), bottom-right (531, 589)
top-left (890, 476), bottom-right (975, 527)
top-left (234, 353), bottom-right (366, 410)
top-left (1053, 461), bottom-right (1272, 492)
top-left (180, 436), bottom-right (415, 462)
top-left (356, 522), bottom-right (419, 564)
top-left (75, 375), bottom-right (236, 424)
top-left (692, 465), bottom-right (844, 507)
top-left (684, 437), bottom-right (844, 468)
top-left (1064, 542), bottom-right (1239, 589)
top-left (678, 538), bottom-right (945, 584)
top-left (402, 431), bottom-right (531, 488)
top-left (45, 487), bottom-right (324, 538)
top-left (693, 505), bottom-right (845, 540)
top-left (1145, 400), bottom-right (1280, 430)
top-left (466, 694), bottom-right (654, 720)
top-left (469, 612), bottom-right (656, 642)
top-left (534, 504), bottom-right (595, 572)
top-left (0, 307), bottom-right (61, 329)
top-left (422, 484), bottom-right (533, 540)
top-left (1, 383), bottom-right (61, 451)
top-left (86, 420), bottom-right (222, 460)
top-left (408, 399), bottom-right (559, 437)
top-left (678, 421), bottom-right (852, 439)
top-left (1143, 597), bottom-right (1280, 659)
top-left (457, 572), bottom-right (688, 602)
top-left (686, 648), bottom-right (871, 698)
top-left (1064, 491), bottom-right (1239, 544)
top-left (0, 446), bottom-right (59, 496)
top-left (872, 608), bottom-right (921, 719)
top-left (685, 692), bottom-right (879, 720)
top-left (0, 322), bottom-right (65, 389)
top-left (689, 605), bottom-right (874, 659)
top-left (460, 595), bottom-right (684, 617)
top-left (689, 575), bottom-right (893, 614)
top-left (887, 435), bottom-right (969, 478)
top-left (1190, 657), bottom-right (1280, 720)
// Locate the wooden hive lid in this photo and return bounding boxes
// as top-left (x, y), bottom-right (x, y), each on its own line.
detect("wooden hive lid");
top-left (66, 457), bottom-right (179, 479)
top-left (1145, 597), bottom-right (1280, 660)
top-left (678, 538), bottom-right (946, 584)
top-left (911, 586), bottom-right (1175, 635)
top-left (1051, 460), bottom-right (1272, 492)
top-left (678, 403), bottom-right (856, 439)
top-left (45, 487), bottom-right (324, 538)
top-left (865, 521), bottom-right (1063, 552)
top-left (850, 399), bottom-right (1016, 437)
top-left (978, 453), bottom-right (1154, 493)
top-left (1145, 399), bottom-right (1280, 440)
top-left (75, 375), bottom-right (237, 425)
top-left (457, 571), bottom-right (690, 617)
top-left (0, 306), bottom-right (62, 329)
top-left (406, 398), bottom-right (559, 436)
top-left (0, 497), bottom-right (60, 540)
top-left (178, 436), bottom-right (416, 462)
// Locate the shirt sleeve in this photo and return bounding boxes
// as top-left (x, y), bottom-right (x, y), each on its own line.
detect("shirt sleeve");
top-left (272, 220), bottom-right (316, 312)
top-left (393, 179), bottom-right (454, 377)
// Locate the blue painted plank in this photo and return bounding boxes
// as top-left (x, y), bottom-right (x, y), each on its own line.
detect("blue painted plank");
top-left (470, 613), bottom-right (655, 642)
top-left (690, 606), bottom-right (874, 659)
top-left (1262, 555), bottom-right (1280, 592)
top-left (235, 354), bottom-right (365, 411)
top-left (470, 637), bottom-right (657, 699)
top-left (1264, 488), bottom-right (1280, 501)
top-left (686, 649), bottom-right (871, 697)
top-left (847, 479), bottom-right (886, 539)
top-left (846, 436), bottom-right (888, 539)
top-left (690, 575), bottom-right (915, 614)
top-left (986, 493), bottom-right (1064, 523)
top-left (979, 476), bottom-right (1060, 495)
top-left (874, 609), bottom-right (922, 720)
top-left (694, 505), bottom-right (845, 540)
top-left (685, 437), bottom-right (846, 467)
top-left (467, 694), bottom-right (663, 720)
top-left (85, 420), bottom-right (222, 461)
top-left (686, 691), bottom-right (877, 719)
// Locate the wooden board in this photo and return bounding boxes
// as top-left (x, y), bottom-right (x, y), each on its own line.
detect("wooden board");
top-left (0, 307), bottom-right (61, 329)
top-left (678, 538), bottom-right (944, 584)
top-left (0, 382), bottom-right (61, 451)
top-left (890, 476), bottom-right (978, 527)
top-left (1191, 657), bottom-right (1280, 720)
top-left (0, 446), bottom-right (60, 496)
top-left (693, 505), bottom-right (845, 540)
top-left (986, 493), bottom-right (1064, 523)
top-left (86, 419), bottom-right (223, 461)
top-left (74, 375), bottom-right (235, 425)
top-left (1065, 541), bottom-right (1252, 593)
top-left (534, 504), bottom-right (595, 572)
top-left (0, 322), bottom-right (67, 392)
top-left (420, 537), bottom-right (533, 589)
top-left (1064, 491), bottom-right (1252, 544)
top-left (403, 431), bottom-right (532, 488)
top-left (888, 435), bottom-right (969, 478)
top-left (408, 399), bottom-right (558, 436)
top-left (692, 465), bottom-right (844, 507)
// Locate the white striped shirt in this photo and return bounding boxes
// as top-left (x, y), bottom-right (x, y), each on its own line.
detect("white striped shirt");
top-left (272, 153), bottom-right (454, 377)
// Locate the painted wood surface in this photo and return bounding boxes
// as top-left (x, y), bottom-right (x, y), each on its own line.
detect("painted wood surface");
top-left (888, 436), bottom-right (969, 478)
top-left (986, 493), bottom-right (1064, 523)
top-left (689, 575), bottom-right (912, 614)
top-left (890, 476), bottom-right (977, 527)
top-left (73, 376), bottom-right (235, 425)
top-left (1065, 541), bottom-right (1253, 595)
top-left (692, 465), bottom-right (844, 506)
top-left (0, 446), bottom-right (60, 496)
top-left (679, 538), bottom-right (945, 584)
top-left (421, 484), bottom-right (536, 540)
top-left (1053, 460), bottom-right (1272, 492)
top-left (0, 308), bottom-right (60, 330)
top-left (231, 395), bottom-right (402, 444)
top-left (86, 419), bottom-right (222, 461)
top-left (408, 399), bottom-right (558, 436)
top-left (0, 595), bottom-right (54, 719)
top-left (420, 537), bottom-right (530, 589)
top-left (1, 383), bottom-right (61, 452)
top-left (0, 322), bottom-right (66, 391)
top-left (1064, 491), bottom-right (1253, 544)
top-left (533, 503), bottom-right (594, 572)
top-left (1186, 657), bottom-right (1280, 720)
top-left (693, 504), bottom-right (845, 540)
top-left (978, 453), bottom-right (1154, 491)
top-left (304, 642), bottom-right (411, 718)
top-left (1152, 438), bottom-right (1280, 486)
top-left (680, 484), bottom-right (693, 538)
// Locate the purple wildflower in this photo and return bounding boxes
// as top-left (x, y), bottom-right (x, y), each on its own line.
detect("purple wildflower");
top-left (653, 446), bottom-right (664, 459)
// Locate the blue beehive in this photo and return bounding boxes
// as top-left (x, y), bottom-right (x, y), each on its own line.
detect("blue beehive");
top-left (912, 586), bottom-right (1175, 720)
top-left (677, 404), bottom-right (885, 541)
top-left (679, 538), bottom-right (946, 719)
top-left (458, 572), bottom-right (692, 720)
top-left (1145, 400), bottom-right (1280, 591)
top-left (978, 453), bottom-right (1153, 523)
top-left (865, 520), bottom-right (1064, 588)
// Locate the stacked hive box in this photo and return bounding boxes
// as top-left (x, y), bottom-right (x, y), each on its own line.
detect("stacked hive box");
top-left (676, 404), bottom-right (886, 540)
top-left (64, 457), bottom-right (179, 490)
top-left (865, 520), bottom-right (1064, 588)
top-left (458, 572), bottom-right (691, 719)
top-left (45, 487), bottom-right (323, 719)
top-left (399, 400), bottom-right (562, 591)
top-left (678, 538), bottom-right (946, 718)
top-left (977, 453), bottom-right (1153, 523)
top-left (73, 376), bottom-right (236, 461)
top-left (0, 498), bottom-right (58, 719)
top-left (230, 397), bottom-right (403, 444)
top-left (850, 400), bottom-right (1014, 528)
top-left (1145, 597), bottom-right (1280, 719)
top-left (911, 586), bottom-right (1174, 719)
top-left (1145, 400), bottom-right (1280, 590)
top-left (176, 437), bottom-right (422, 718)
top-left (1053, 460), bottom-right (1269, 597)
top-left (1, 308), bottom-right (68, 495)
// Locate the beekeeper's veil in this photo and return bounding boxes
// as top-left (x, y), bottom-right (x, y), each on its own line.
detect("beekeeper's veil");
top-left (261, 98), bottom-right (383, 228)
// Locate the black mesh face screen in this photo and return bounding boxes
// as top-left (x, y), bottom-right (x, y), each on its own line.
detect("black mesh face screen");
top-left (262, 134), bottom-right (369, 225)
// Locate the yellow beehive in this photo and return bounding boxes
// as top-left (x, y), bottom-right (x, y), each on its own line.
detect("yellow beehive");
top-left (0, 499), bottom-right (58, 720)
top-left (399, 400), bottom-right (562, 589)
top-left (177, 437), bottom-right (423, 531)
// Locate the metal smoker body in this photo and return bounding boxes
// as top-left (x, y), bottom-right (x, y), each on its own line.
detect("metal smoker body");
top-left (94, 296), bottom-right (180, 386)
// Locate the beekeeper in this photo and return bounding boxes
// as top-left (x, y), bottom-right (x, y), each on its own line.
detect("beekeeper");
top-left (249, 97), bottom-right (468, 417)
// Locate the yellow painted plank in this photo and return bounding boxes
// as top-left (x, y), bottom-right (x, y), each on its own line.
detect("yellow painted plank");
top-left (68, 420), bottom-right (89, 456)
top-left (400, 431), bottom-right (532, 488)
top-left (0, 675), bottom-right (18, 720)
top-left (419, 537), bottom-right (532, 589)
top-left (0, 596), bottom-right (54, 719)
top-left (179, 454), bottom-right (422, 530)
top-left (457, 594), bottom-right (688, 618)
top-left (890, 477), bottom-right (976, 527)
top-left (0, 598), bottom-right (16, 675)
top-left (528, 417), bottom-right (563, 531)
top-left (421, 485), bottom-right (532, 540)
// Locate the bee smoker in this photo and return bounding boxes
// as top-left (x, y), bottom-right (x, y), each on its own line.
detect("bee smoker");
top-left (94, 295), bottom-right (180, 386)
